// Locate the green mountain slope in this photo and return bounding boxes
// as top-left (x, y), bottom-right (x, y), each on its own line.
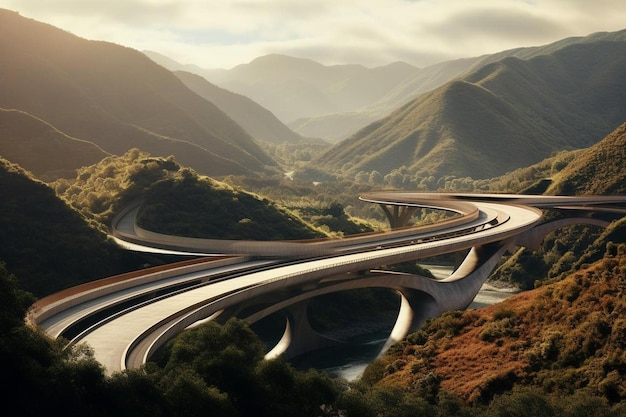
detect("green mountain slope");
top-left (0, 157), bottom-right (150, 297)
top-left (290, 57), bottom-right (484, 141)
top-left (0, 108), bottom-right (109, 180)
top-left (491, 123), bottom-right (626, 288)
top-left (53, 149), bottom-right (326, 242)
top-left (364, 29), bottom-right (626, 130)
top-left (174, 70), bottom-right (304, 144)
top-left (546, 122), bottom-right (626, 195)
top-left (0, 9), bottom-right (277, 178)
top-left (312, 40), bottom-right (626, 180)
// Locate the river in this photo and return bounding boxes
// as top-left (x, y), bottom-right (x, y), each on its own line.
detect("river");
top-left (290, 264), bottom-right (519, 381)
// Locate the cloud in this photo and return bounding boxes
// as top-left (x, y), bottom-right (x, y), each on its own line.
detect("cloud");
top-left (7, 0), bottom-right (185, 23)
top-left (3, 0), bottom-right (626, 69)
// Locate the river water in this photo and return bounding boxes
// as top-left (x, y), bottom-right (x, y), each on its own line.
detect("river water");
top-left (290, 264), bottom-right (519, 381)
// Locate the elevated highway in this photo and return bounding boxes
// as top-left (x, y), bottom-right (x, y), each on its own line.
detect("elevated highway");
top-left (27, 193), bottom-right (626, 375)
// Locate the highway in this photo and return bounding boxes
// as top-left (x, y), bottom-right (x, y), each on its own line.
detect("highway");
top-left (28, 193), bottom-right (626, 375)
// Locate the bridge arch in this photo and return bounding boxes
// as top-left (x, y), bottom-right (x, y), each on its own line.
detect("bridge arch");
top-left (30, 193), bottom-right (626, 374)
top-left (178, 241), bottom-right (513, 362)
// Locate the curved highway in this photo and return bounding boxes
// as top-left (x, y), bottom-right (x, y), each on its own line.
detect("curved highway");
top-left (28, 192), bottom-right (626, 375)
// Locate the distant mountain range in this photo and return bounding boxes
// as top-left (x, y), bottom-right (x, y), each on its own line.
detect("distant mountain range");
top-left (149, 30), bottom-right (626, 142)
top-left (173, 70), bottom-right (305, 144)
top-left (310, 37), bottom-right (626, 179)
top-left (2, 8), bottom-right (626, 185)
top-left (144, 51), bottom-right (423, 141)
top-left (0, 9), bottom-right (278, 179)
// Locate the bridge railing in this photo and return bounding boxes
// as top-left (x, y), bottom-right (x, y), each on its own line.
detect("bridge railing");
top-left (25, 256), bottom-right (243, 328)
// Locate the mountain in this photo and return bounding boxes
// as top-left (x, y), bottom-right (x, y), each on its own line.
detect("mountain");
top-left (145, 51), bottom-right (421, 128)
top-left (288, 57), bottom-right (484, 141)
top-left (0, 9), bottom-right (277, 179)
top-left (209, 55), bottom-right (421, 123)
top-left (149, 30), bottom-right (626, 142)
top-left (485, 122), bottom-right (626, 291)
top-left (292, 29), bottom-right (626, 141)
top-left (0, 108), bottom-right (109, 180)
top-left (311, 39), bottom-right (626, 180)
top-left (173, 70), bottom-right (305, 144)
top-left (140, 49), bottom-right (210, 76)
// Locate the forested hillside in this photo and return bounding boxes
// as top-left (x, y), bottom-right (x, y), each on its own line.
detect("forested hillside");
top-left (0, 147), bottom-right (339, 297)
top-left (0, 157), bottom-right (152, 296)
top-left (489, 123), bottom-right (626, 290)
top-left (51, 149), bottom-right (330, 241)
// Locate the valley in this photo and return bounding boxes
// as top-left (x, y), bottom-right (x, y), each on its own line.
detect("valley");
top-left (1, 6), bottom-right (626, 416)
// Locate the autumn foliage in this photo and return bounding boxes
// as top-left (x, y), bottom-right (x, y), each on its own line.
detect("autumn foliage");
top-left (373, 245), bottom-right (626, 406)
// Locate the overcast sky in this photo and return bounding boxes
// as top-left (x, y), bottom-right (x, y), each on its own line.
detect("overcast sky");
top-left (3, 0), bottom-right (626, 69)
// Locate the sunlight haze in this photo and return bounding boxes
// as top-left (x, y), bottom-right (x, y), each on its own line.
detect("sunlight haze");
top-left (3, 0), bottom-right (626, 69)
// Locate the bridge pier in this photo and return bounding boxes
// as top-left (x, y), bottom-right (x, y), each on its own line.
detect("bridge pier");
top-left (260, 240), bottom-right (517, 362)
top-left (375, 240), bottom-right (514, 356)
top-left (379, 204), bottom-right (419, 228)
top-left (249, 241), bottom-right (517, 362)
top-left (265, 300), bottom-right (346, 360)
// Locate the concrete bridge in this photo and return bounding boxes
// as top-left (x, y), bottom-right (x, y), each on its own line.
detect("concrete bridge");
top-left (27, 193), bottom-right (626, 374)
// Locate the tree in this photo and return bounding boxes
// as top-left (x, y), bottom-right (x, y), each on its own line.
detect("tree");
top-left (369, 170), bottom-right (384, 185)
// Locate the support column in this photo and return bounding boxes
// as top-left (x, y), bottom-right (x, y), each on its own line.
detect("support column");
top-left (379, 204), bottom-right (419, 229)
top-left (377, 289), bottom-right (437, 357)
top-left (266, 300), bottom-right (346, 360)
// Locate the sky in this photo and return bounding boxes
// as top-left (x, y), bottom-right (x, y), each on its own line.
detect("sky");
top-left (3, 0), bottom-right (626, 69)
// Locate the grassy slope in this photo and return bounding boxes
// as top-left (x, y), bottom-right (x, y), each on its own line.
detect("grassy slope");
top-left (546, 122), bottom-right (626, 195)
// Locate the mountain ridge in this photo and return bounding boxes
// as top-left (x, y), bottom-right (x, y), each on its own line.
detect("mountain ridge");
top-left (173, 70), bottom-right (305, 144)
top-left (0, 9), bottom-right (278, 179)
top-left (149, 29), bottom-right (626, 142)
top-left (310, 39), bottom-right (626, 180)
top-left (0, 108), bottom-right (109, 180)
top-left (146, 51), bottom-right (422, 128)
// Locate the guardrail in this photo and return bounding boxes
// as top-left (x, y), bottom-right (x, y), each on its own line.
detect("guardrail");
top-left (110, 199), bottom-right (482, 257)
top-left (26, 256), bottom-right (243, 329)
